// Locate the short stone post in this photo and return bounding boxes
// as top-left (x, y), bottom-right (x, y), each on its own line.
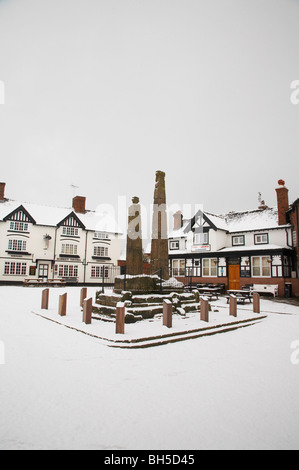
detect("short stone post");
top-left (229, 294), bottom-right (237, 317)
top-left (41, 288), bottom-right (49, 310)
top-left (80, 287), bottom-right (87, 307)
top-left (253, 292), bottom-right (260, 314)
top-left (200, 296), bottom-right (209, 323)
top-left (116, 302), bottom-right (125, 334)
top-left (163, 299), bottom-right (173, 328)
top-left (83, 298), bottom-right (93, 325)
top-left (58, 293), bottom-right (67, 317)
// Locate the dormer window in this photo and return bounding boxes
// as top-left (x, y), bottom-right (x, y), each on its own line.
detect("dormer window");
top-left (94, 232), bottom-right (109, 240)
top-left (254, 233), bottom-right (269, 245)
top-left (62, 227), bottom-right (79, 237)
top-left (9, 221), bottom-right (29, 232)
top-left (232, 235), bottom-right (245, 246)
top-left (194, 232), bottom-right (209, 245)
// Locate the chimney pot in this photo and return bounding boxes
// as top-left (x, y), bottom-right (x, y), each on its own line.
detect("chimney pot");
top-left (72, 196), bottom-right (86, 214)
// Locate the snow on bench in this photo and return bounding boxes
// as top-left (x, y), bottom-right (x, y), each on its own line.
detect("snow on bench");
top-left (250, 284), bottom-right (279, 297)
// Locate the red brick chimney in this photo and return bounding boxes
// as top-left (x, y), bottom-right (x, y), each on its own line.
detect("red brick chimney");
top-left (72, 196), bottom-right (86, 214)
top-left (173, 211), bottom-right (183, 230)
top-left (0, 182), bottom-right (6, 201)
top-left (276, 180), bottom-right (289, 226)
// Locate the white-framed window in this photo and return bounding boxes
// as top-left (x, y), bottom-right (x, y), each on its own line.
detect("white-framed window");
top-left (91, 265), bottom-right (109, 278)
top-left (194, 232), bottom-right (209, 245)
top-left (57, 264), bottom-right (79, 278)
top-left (94, 232), bottom-right (109, 240)
top-left (170, 240), bottom-right (179, 250)
top-left (202, 258), bottom-right (218, 277)
top-left (62, 227), bottom-right (79, 237)
top-left (94, 246), bottom-right (109, 257)
top-left (9, 221), bottom-right (29, 232)
top-left (252, 256), bottom-right (271, 277)
top-left (292, 230), bottom-right (297, 247)
top-left (254, 233), bottom-right (269, 245)
top-left (61, 244), bottom-right (78, 256)
top-left (4, 262), bottom-right (27, 276)
top-left (232, 235), bottom-right (245, 246)
top-left (8, 239), bottom-right (27, 252)
top-left (172, 259), bottom-right (185, 276)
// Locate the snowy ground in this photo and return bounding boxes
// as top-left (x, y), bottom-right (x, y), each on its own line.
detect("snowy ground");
top-left (1, 286), bottom-right (299, 450)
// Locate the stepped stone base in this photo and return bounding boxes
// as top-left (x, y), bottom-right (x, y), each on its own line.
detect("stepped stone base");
top-left (93, 289), bottom-right (202, 324)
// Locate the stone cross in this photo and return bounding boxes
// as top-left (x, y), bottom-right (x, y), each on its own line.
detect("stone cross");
top-left (150, 171), bottom-right (169, 280)
top-left (126, 196), bottom-right (143, 275)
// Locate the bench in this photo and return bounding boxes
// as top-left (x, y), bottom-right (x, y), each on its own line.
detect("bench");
top-left (250, 284), bottom-right (279, 297)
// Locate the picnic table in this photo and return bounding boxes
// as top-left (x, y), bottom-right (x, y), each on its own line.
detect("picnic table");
top-left (226, 289), bottom-right (252, 304)
top-left (197, 287), bottom-right (221, 301)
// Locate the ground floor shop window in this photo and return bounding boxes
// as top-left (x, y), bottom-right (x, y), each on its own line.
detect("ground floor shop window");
top-left (57, 264), bottom-right (78, 278)
top-left (91, 265), bottom-right (109, 278)
top-left (172, 259), bottom-right (185, 276)
top-left (252, 256), bottom-right (271, 277)
top-left (4, 262), bottom-right (27, 276)
top-left (202, 258), bottom-right (218, 277)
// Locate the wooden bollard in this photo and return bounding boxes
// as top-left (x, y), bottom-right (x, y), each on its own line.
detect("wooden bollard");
top-left (200, 296), bottom-right (209, 322)
top-left (80, 287), bottom-right (87, 307)
top-left (116, 302), bottom-right (125, 334)
top-left (229, 294), bottom-right (237, 317)
top-left (253, 292), bottom-right (260, 314)
top-left (41, 288), bottom-right (49, 310)
top-left (163, 299), bottom-right (173, 328)
top-left (58, 293), bottom-right (67, 317)
top-left (83, 298), bottom-right (92, 325)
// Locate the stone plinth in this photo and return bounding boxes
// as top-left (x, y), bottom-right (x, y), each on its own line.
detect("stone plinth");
top-left (114, 275), bottom-right (159, 294)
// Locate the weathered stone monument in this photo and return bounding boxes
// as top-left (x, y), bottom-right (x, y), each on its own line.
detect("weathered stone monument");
top-left (126, 196), bottom-right (143, 276)
top-left (150, 170), bottom-right (169, 280)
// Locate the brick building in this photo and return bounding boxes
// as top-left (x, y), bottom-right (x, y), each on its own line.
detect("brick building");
top-left (169, 181), bottom-right (299, 297)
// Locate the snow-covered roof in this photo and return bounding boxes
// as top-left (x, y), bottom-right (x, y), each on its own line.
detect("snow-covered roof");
top-left (217, 244), bottom-right (290, 253)
top-left (170, 206), bottom-right (290, 237)
top-left (0, 199), bottom-right (123, 234)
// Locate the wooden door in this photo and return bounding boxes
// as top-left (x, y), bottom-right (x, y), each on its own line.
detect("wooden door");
top-left (38, 264), bottom-right (49, 280)
top-left (228, 265), bottom-right (240, 290)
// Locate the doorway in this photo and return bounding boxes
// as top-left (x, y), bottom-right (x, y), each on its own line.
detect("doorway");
top-left (38, 264), bottom-right (49, 281)
top-left (228, 265), bottom-right (240, 290)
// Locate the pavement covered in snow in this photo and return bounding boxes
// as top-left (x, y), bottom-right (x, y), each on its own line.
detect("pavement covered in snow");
top-left (1, 286), bottom-right (299, 450)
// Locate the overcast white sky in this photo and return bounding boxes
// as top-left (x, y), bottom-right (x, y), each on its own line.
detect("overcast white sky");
top-left (0, 0), bottom-right (298, 221)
